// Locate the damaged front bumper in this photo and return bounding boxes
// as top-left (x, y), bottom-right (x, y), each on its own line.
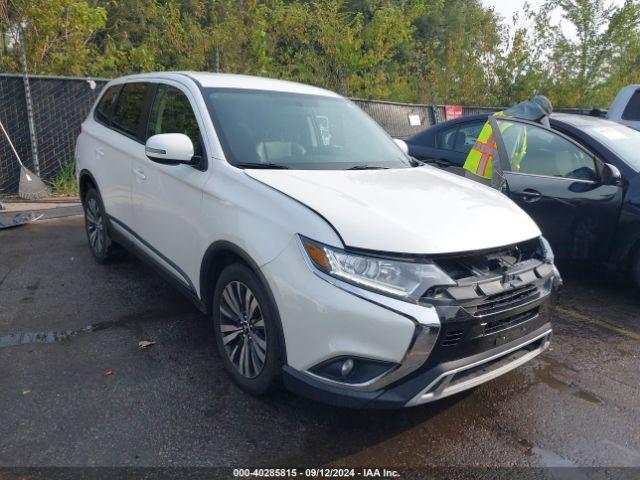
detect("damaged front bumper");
top-left (283, 237), bottom-right (559, 408)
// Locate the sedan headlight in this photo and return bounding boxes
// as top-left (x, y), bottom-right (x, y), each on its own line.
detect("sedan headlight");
top-left (300, 236), bottom-right (454, 301)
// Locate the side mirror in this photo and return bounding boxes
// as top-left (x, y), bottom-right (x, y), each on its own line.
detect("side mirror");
top-left (602, 163), bottom-right (623, 186)
top-left (393, 138), bottom-right (409, 155)
top-left (145, 133), bottom-right (194, 165)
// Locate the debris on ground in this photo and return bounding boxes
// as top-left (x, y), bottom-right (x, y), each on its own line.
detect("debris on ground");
top-left (138, 340), bottom-right (156, 349)
top-left (0, 211), bottom-right (43, 230)
top-left (104, 370), bottom-right (115, 376)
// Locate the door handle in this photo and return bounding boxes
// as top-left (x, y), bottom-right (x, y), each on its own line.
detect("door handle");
top-left (133, 168), bottom-right (147, 181)
top-left (95, 148), bottom-right (104, 160)
top-left (517, 188), bottom-right (542, 202)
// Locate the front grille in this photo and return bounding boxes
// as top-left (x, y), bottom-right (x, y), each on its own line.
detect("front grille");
top-left (475, 284), bottom-right (538, 317)
top-left (417, 239), bottom-right (554, 363)
top-left (441, 329), bottom-right (464, 347)
top-left (483, 307), bottom-right (539, 335)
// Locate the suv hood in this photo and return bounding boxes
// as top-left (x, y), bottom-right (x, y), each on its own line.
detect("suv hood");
top-left (246, 166), bottom-right (540, 254)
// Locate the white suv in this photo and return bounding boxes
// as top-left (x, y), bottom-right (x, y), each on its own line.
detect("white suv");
top-left (76, 72), bottom-right (558, 408)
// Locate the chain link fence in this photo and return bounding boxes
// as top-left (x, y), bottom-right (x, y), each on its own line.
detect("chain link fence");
top-left (0, 73), bottom-right (598, 196)
top-left (0, 74), bottom-right (108, 196)
top-left (351, 98), bottom-right (437, 138)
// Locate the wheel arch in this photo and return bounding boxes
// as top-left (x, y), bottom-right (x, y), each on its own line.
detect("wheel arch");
top-left (200, 240), bottom-right (288, 363)
top-left (78, 169), bottom-right (99, 204)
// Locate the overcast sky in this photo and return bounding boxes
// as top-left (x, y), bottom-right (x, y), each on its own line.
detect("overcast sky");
top-left (482, 0), bottom-right (625, 38)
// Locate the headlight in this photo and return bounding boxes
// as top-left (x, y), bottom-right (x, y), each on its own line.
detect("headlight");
top-left (540, 236), bottom-right (555, 263)
top-left (300, 236), bottom-right (454, 301)
top-left (540, 236), bottom-right (562, 284)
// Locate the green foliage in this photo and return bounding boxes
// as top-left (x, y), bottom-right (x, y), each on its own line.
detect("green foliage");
top-left (1, 0), bottom-right (640, 108)
top-left (1, 0), bottom-right (107, 76)
top-left (47, 162), bottom-right (78, 197)
top-left (535, 0), bottom-right (640, 107)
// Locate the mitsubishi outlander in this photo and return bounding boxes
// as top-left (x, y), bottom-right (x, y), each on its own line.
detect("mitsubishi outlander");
top-left (75, 72), bottom-right (559, 408)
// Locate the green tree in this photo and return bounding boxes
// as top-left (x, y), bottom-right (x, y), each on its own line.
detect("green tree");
top-left (2, 0), bottom-right (639, 108)
top-left (0, 0), bottom-right (107, 76)
top-left (540, 0), bottom-right (640, 107)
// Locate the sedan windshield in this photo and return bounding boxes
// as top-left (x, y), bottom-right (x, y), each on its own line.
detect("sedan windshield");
top-left (583, 121), bottom-right (640, 171)
top-left (203, 88), bottom-right (411, 170)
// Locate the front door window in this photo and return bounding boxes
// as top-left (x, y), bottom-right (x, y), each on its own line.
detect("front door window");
top-left (496, 119), bottom-right (598, 181)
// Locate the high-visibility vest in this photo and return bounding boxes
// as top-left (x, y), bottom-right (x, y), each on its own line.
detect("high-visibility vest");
top-left (463, 112), bottom-right (527, 180)
top-left (463, 119), bottom-right (499, 180)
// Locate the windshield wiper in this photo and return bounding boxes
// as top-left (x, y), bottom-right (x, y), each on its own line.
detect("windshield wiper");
top-left (235, 162), bottom-right (289, 169)
top-left (347, 165), bottom-right (390, 170)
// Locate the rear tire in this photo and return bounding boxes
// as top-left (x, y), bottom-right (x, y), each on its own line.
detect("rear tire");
top-left (212, 263), bottom-right (282, 395)
top-left (83, 188), bottom-right (120, 264)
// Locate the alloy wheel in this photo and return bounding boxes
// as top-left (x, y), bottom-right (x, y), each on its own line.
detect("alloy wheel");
top-left (85, 197), bottom-right (105, 255)
top-left (218, 281), bottom-right (267, 378)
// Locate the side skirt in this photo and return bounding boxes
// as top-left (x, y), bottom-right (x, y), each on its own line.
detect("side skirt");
top-left (107, 217), bottom-right (208, 315)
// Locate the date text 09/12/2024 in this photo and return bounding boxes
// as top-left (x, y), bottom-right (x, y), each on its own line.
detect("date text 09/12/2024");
top-left (233, 468), bottom-right (400, 478)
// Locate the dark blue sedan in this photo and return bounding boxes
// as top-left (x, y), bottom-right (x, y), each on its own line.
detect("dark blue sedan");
top-left (406, 113), bottom-right (640, 288)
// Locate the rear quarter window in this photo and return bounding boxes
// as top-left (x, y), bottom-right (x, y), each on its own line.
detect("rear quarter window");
top-left (94, 85), bottom-right (121, 124)
top-left (408, 129), bottom-right (435, 148)
top-left (436, 126), bottom-right (458, 150)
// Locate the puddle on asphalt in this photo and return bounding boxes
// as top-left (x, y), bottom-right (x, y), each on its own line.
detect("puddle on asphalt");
top-left (0, 325), bottom-right (95, 348)
top-left (531, 446), bottom-right (577, 467)
top-left (518, 438), bottom-right (578, 467)
top-left (531, 357), bottom-right (603, 405)
top-left (0, 305), bottom-right (200, 349)
top-left (0, 315), bottom-right (155, 349)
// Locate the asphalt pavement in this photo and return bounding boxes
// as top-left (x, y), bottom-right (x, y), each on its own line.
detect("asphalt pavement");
top-left (1, 215), bottom-right (639, 469)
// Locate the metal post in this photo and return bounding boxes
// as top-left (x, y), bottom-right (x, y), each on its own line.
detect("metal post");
top-left (18, 28), bottom-right (40, 176)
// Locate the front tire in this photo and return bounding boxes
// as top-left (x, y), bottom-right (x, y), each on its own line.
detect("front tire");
top-left (83, 188), bottom-right (119, 264)
top-left (212, 263), bottom-right (282, 395)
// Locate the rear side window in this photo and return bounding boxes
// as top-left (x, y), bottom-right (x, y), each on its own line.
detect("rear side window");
top-left (622, 90), bottom-right (640, 121)
top-left (436, 126), bottom-right (458, 150)
top-left (453, 122), bottom-right (484, 153)
top-left (95, 85), bottom-right (120, 124)
top-left (112, 83), bottom-right (150, 138)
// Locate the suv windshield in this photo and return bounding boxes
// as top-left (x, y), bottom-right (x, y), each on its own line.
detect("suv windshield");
top-left (203, 88), bottom-right (411, 170)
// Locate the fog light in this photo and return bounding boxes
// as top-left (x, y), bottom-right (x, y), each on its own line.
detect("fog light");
top-left (309, 356), bottom-right (395, 385)
top-left (341, 359), bottom-right (354, 377)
